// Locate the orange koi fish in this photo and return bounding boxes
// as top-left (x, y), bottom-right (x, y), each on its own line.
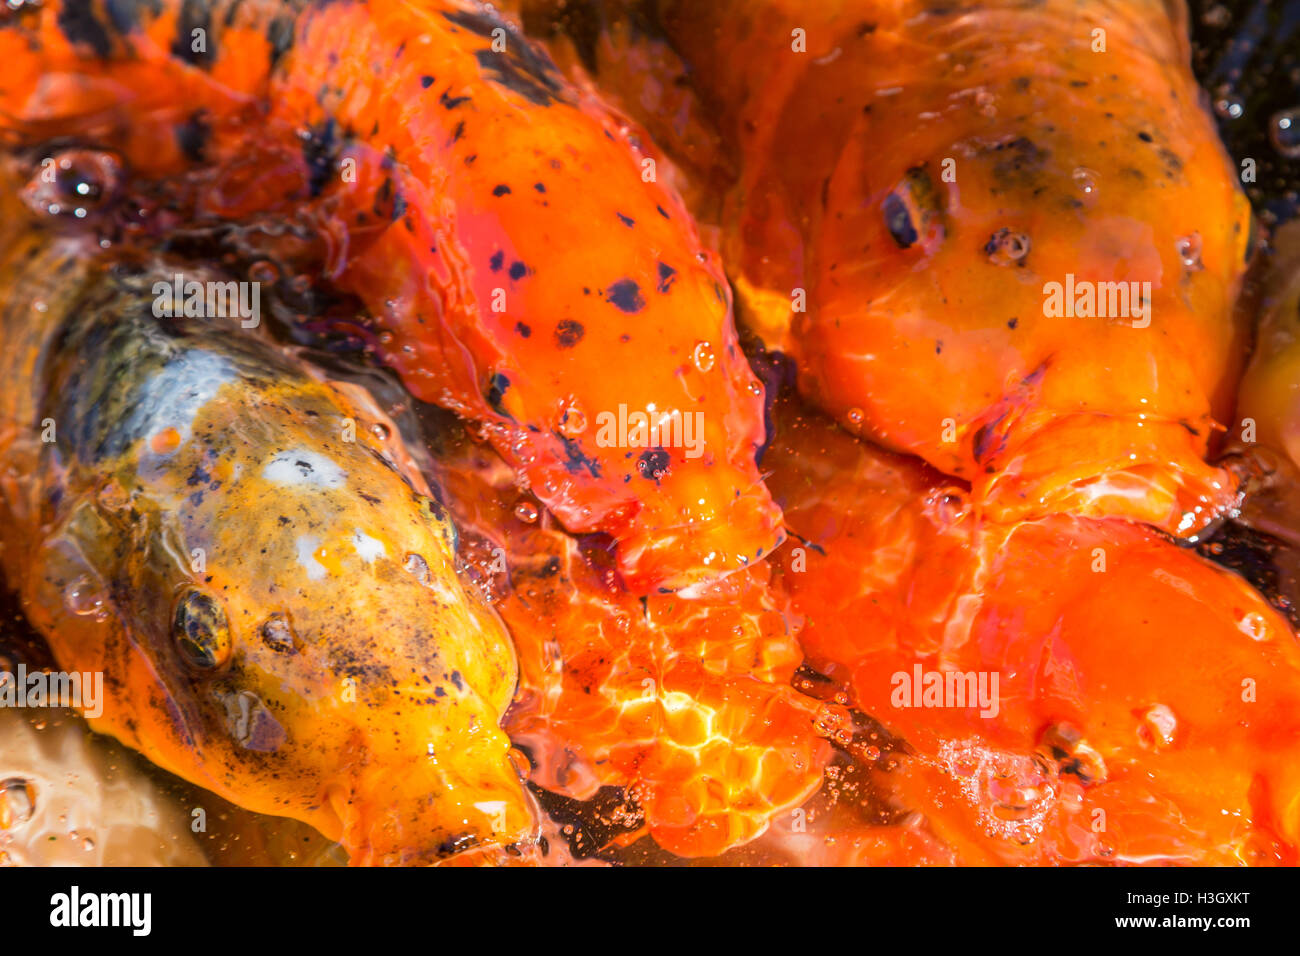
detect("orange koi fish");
top-left (765, 402), bottom-right (1300, 864)
top-left (651, 0), bottom-right (1254, 538)
top-left (0, 0), bottom-right (783, 592)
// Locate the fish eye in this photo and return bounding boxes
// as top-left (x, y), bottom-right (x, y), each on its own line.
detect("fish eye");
top-left (173, 588), bottom-right (233, 672)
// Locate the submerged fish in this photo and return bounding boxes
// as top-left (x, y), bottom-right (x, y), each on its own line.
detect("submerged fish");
top-left (0, 218), bottom-right (533, 865)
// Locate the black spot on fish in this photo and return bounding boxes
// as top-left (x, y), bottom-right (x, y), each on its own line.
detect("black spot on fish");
top-left (171, 0), bottom-right (213, 68)
top-left (267, 13), bottom-right (295, 69)
top-left (373, 176), bottom-right (406, 220)
top-left (176, 110), bottom-right (210, 162)
top-left (489, 250), bottom-right (504, 272)
top-left (508, 261), bottom-right (528, 281)
top-left (1157, 146), bottom-right (1183, 175)
top-left (421, 75), bottom-right (435, 88)
top-left (486, 372), bottom-right (512, 417)
top-left (301, 117), bottom-right (339, 199)
top-left (441, 88), bottom-right (472, 109)
top-left (636, 448), bottom-right (670, 482)
top-left (554, 431), bottom-right (601, 477)
top-left (616, 212), bottom-right (634, 227)
top-left (534, 182), bottom-right (547, 193)
top-left (656, 205), bottom-right (670, 219)
top-left (606, 279), bottom-right (644, 313)
top-left (448, 120), bottom-right (465, 145)
top-left (473, 47), bottom-right (567, 108)
top-left (515, 321), bottom-right (532, 338)
top-left (58, 0), bottom-right (113, 58)
top-left (971, 421), bottom-right (999, 465)
top-left (655, 262), bottom-right (677, 293)
top-left (988, 136), bottom-right (1048, 190)
top-left (1137, 131), bottom-right (1154, 143)
top-left (554, 319), bottom-right (585, 348)
top-left (187, 462), bottom-right (211, 487)
top-left (492, 184), bottom-right (512, 197)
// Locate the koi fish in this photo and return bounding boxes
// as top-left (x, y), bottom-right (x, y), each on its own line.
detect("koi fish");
top-left (1237, 219), bottom-right (1300, 472)
top-left (642, 0), bottom-right (1254, 538)
top-left (0, 203), bottom-right (532, 865)
top-left (0, 0), bottom-right (784, 592)
top-left (764, 400), bottom-right (1300, 864)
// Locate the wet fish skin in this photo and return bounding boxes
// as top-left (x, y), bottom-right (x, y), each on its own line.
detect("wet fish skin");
top-left (0, 0), bottom-right (785, 595)
top-left (0, 229), bottom-right (533, 865)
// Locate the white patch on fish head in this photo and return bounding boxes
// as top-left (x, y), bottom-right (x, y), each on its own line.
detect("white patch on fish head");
top-left (351, 529), bottom-right (386, 564)
top-left (294, 535), bottom-right (328, 581)
top-left (263, 449), bottom-right (345, 489)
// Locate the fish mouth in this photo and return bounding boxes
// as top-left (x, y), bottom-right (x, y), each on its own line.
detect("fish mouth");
top-left (328, 744), bottom-right (536, 866)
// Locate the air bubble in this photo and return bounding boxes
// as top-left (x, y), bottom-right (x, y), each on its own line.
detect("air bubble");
top-left (1175, 232), bottom-right (1203, 271)
top-left (514, 499), bottom-right (539, 523)
top-left (511, 435), bottom-right (536, 465)
top-left (1270, 108), bottom-right (1300, 159)
top-left (1139, 703), bottom-right (1178, 748)
top-left (1213, 90), bottom-right (1244, 120)
top-left (559, 405), bottom-right (587, 437)
top-left (1071, 167), bottom-right (1099, 195)
top-left (692, 341), bottom-right (716, 372)
top-left (64, 575), bottom-right (108, 620)
top-left (1239, 611), bottom-right (1269, 641)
